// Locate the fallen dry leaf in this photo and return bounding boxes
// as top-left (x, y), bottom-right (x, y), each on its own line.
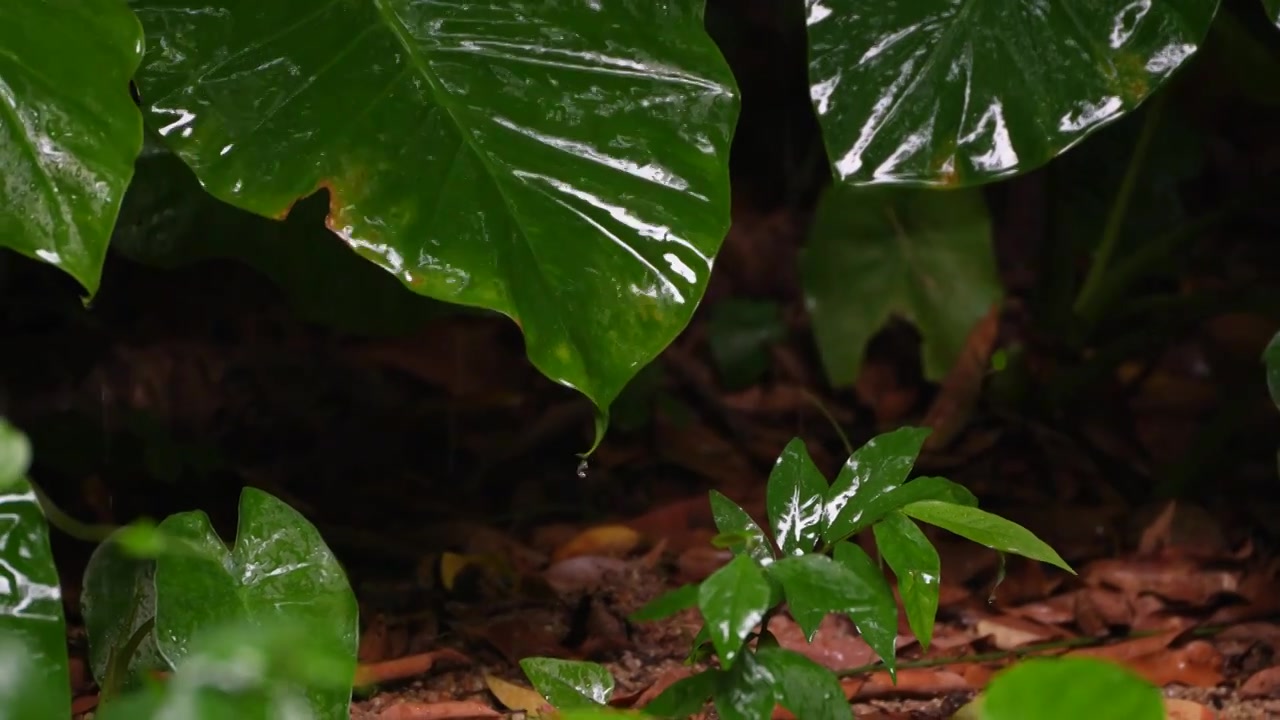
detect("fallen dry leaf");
top-left (844, 668), bottom-right (973, 699)
top-left (1241, 665), bottom-right (1280, 698)
top-left (975, 615), bottom-right (1062, 649)
top-left (544, 555), bottom-right (630, 595)
top-left (769, 615), bottom-right (877, 670)
top-left (376, 700), bottom-right (502, 720)
top-left (484, 674), bottom-right (553, 717)
top-left (355, 648), bottom-right (471, 686)
top-left (1082, 558), bottom-right (1240, 606)
top-left (633, 666), bottom-right (697, 708)
top-left (553, 525), bottom-right (642, 562)
top-left (1163, 698), bottom-right (1217, 720)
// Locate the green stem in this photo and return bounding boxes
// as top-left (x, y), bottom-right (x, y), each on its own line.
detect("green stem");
top-left (1073, 92), bottom-right (1167, 321)
top-left (801, 388), bottom-right (853, 456)
top-left (29, 479), bottom-right (118, 543)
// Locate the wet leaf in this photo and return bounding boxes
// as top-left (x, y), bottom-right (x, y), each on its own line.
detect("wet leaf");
top-left (0, 0), bottom-right (143, 294)
top-left (0, 475), bottom-right (69, 720)
top-left (873, 512), bottom-right (941, 650)
top-left (81, 530), bottom-right (169, 693)
top-left (805, 0), bottom-right (1218, 187)
top-left (630, 583), bottom-right (699, 623)
top-left (755, 646), bottom-right (851, 720)
top-left (803, 186), bottom-right (999, 384)
top-left (822, 427), bottom-right (931, 544)
top-left (128, 0), bottom-right (738, 418)
top-left (714, 653), bottom-right (776, 720)
top-left (902, 500), bottom-right (1073, 572)
top-left (487, 673), bottom-right (554, 716)
top-left (153, 487), bottom-right (358, 719)
top-left (698, 554), bottom-right (772, 668)
top-left (0, 420), bottom-right (31, 488)
top-left (709, 490), bottom-right (774, 564)
top-left (708, 299), bottom-right (785, 390)
top-left (832, 542), bottom-right (899, 674)
top-left (1266, 0), bottom-right (1280, 29)
top-left (557, 708), bottom-right (655, 720)
top-left (981, 657), bottom-right (1163, 720)
top-left (767, 438), bottom-right (829, 557)
top-left (642, 669), bottom-right (721, 719)
top-left (520, 658), bottom-right (613, 709)
top-left (1264, 331), bottom-right (1280, 412)
top-left (833, 475), bottom-right (978, 541)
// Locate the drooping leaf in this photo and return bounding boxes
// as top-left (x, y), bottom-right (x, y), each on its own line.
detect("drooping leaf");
top-left (831, 542), bottom-right (899, 672)
top-left (1266, 0), bottom-right (1280, 28)
top-left (803, 186), bottom-right (999, 385)
top-left (805, 0), bottom-right (1219, 187)
top-left (709, 490), bottom-right (775, 564)
top-left (520, 658), bottom-right (613, 709)
top-left (0, 475), bottom-right (69, 720)
top-left (708, 299), bottom-right (785, 390)
top-left (902, 500), bottom-right (1073, 572)
top-left (832, 475), bottom-right (977, 542)
top-left (766, 438), bottom-right (829, 557)
top-left (112, 138), bottom-right (449, 337)
top-left (630, 583), bottom-right (699, 623)
top-left (698, 554), bottom-right (772, 668)
top-left (0, 419), bottom-right (31, 488)
top-left (1264, 331), bottom-right (1280, 412)
top-left (713, 653), bottom-right (777, 720)
top-left (81, 529), bottom-right (169, 693)
top-left (153, 487), bottom-right (358, 719)
top-left (128, 0), bottom-right (739, 417)
top-left (872, 512), bottom-right (940, 650)
top-left (980, 657), bottom-right (1164, 720)
top-left (643, 670), bottom-right (722, 719)
top-left (0, 0), bottom-right (144, 294)
top-left (754, 646), bottom-right (851, 720)
top-left (822, 427), bottom-right (931, 544)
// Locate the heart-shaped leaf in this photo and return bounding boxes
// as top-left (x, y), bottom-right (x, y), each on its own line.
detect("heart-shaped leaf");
top-left (980, 657), bottom-right (1163, 720)
top-left (834, 476), bottom-right (978, 540)
top-left (710, 490), bottom-right (775, 564)
top-left (128, 0), bottom-right (738, 417)
top-left (644, 669), bottom-right (722, 719)
top-left (755, 646), bottom-right (850, 720)
top-left (698, 554), bottom-right (772, 668)
top-left (0, 0), bottom-right (143, 294)
top-left (902, 500), bottom-right (1073, 572)
top-left (831, 542), bottom-right (899, 673)
top-left (822, 427), bottom-right (931, 544)
top-left (805, 0), bottom-right (1219, 187)
top-left (0, 475), bottom-right (69, 720)
top-left (803, 186), bottom-right (999, 385)
top-left (630, 583), bottom-right (699, 623)
top-left (872, 511), bottom-right (940, 650)
top-left (713, 653), bottom-right (777, 720)
top-left (767, 438), bottom-right (829, 556)
top-left (153, 487), bottom-right (358, 719)
top-left (81, 530), bottom-right (169, 694)
top-left (520, 658), bottom-right (613, 709)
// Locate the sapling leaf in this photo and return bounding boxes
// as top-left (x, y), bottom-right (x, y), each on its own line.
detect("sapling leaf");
top-left (643, 669), bottom-right (722, 718)
top-left (630, 583), bottom-right (699, 623)
top-left (697, 554), bottom-right (772, 668)
top-left (709, 490), bottom-right (774, 564)
top-left (823, 427), bottom-right (931, 543)
top-left (833, 476), bottom-right (978, 540)
top-left (82, 529), bottom-right (168, 695)
top-left (755, 646), bottom-right (851, 720)
top-left (520, 658), bottom-right (613, 709)
top-left (872, 512), bottom-right (940, 650)
top-left (831, 542), bottom-right (899, 675)
top-left (713, 652), bottom-right (776, 720)
top-left (766, 438), bottom-right (829, 556)
top-left (901, 500), bottom-right (1073, 572)
top-left (980, 657), bottom-right (1163, 720)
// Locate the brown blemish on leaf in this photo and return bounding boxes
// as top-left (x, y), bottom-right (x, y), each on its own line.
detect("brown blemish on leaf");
top-left (1110, 52), bottom-right (1150, 103)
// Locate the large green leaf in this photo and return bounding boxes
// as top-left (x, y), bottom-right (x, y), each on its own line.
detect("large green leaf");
top-left (980, 657), bottom-right (1163, 720)
top-left (830, 475), bottom-right (977, 541)
top-left (713, 653), bottom-right (777, 720)
top-left (81, 529), bottom-right (169, 694)
top-left (805, 0), bottom-right (1219, 187)
top-left (872, 511), bottom-right (940, 650)
top-left (697, 554), bottom-right (772, 668)
top-left (766, 438), bottom-right (829, 557)
top-left (153, 488), bottom-right (358, 720)
top-left (822, 427), bottom-right (931, 544)
top-left (0, 474), bottom-right (69, 720)
top-left (709, 490), bottom-right (775, 564)
top-left (643, 669), bottom-right (721, 719)
top-left (520, 658), bottom-right (614, 709)
top-left (0, 0), bottom-right (143, 294)
top-left (803, 186), bottom-right (999, 385)
top-left (754, 646), bottom-right (850, 720)
top-left (128, 0), bottom-right (739, 414)
top-left (901, 500), bottom-right (1073, 572)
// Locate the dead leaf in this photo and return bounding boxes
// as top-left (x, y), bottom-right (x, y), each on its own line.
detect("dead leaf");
top-left (769, 615), bottom-right (877, 670)
top-left (377, 700), bottom-right (502, 720)
top-left (1241, 665), bottom-right (1280, 698)
top-left (544, 555), bottom-right (630, 595)
top-left (358, 613), bottom-right (393, 663)
top-left (1082, 558), bottom-right (1240, 605)
top-left (676, 544), bottom-right (732, 583)
top-left (845, 668), bottom-right (974, 699)
top-left (975, 616), bottom-right (1062, 649)
top-left (355, 648), bottom-right (471, 686)
top-left (553, 525), bottom-right (642, 562)
top-left (633, 666), bottom-right (697, 708)
top-left (485, 674), bottom-right (553, 717)
top-left (1163, 698), bottom-right (1217, 720)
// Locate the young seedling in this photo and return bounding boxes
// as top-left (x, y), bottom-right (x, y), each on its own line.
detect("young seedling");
top-left (522, 427), bottom-right (1072, 720)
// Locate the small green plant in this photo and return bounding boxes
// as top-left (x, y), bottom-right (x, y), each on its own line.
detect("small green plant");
top-left (520, 427), bottom-right (1072, 719)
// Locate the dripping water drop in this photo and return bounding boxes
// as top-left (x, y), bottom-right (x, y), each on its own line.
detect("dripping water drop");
top-left (576, 458), bottom-right (589, 479)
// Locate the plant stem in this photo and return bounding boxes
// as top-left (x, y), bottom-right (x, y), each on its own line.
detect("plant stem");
top-left (801, 388), bottom-right (853, 456)
top-left (29, 479), bottom-right (118, 543)
top-left (1073, 92), bottom-right (1167, 321)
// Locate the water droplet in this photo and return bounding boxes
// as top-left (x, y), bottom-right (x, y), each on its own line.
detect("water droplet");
top-left (576, 458), bottom-right (589, 479)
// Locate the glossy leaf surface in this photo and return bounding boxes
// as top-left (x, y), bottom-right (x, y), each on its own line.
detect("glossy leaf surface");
top-left (1266, 0), bottom-right (1280, 28)
top-left (822, 427), bottom-right (930, 544)
top-left (805, 0), bottom-right (1219, 186)
top-left (766, 438), bottom-right (829, 556)
top-left (644, 670), bottom-right (721, 718)
top-left (709, 490), bottom-right (775, 564)
top-left (0, 0), bottom-right (143, 294)
top-left (803, 186), bottom-right (999, 384)
top-left (128, 0), bottom-right (739, 412)
top-left (714, 653), bottom-right (776, 720)
top-left (153, 488), bottom-right (358, 719)
top-left (698, 554), bottom-right (771, 667)
top-left (981, 657), bottom-right (1163, 720)
top-left (755, 646), bottom-right (850, 720)
top-left (630, 583), bottom-right (699, 623)
top-left (520, 657), bottom-right (613, 709)
top-left (902, 500), bottom-right (1072, 572)
top-left (0, 475), bottom-right (69, 720)
top-left (1265, 331), bottom-right (1280, 412)
top-left (873, 511), bottom-right (940, 650)
top-left (81, 530), bottom-right (168, 692)
top-left (0, 419), bottom-right (31, 487)
top-left (833, 475), bottom-right (978, 540)
top-left (831, 542), bottom-right (899, 671)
